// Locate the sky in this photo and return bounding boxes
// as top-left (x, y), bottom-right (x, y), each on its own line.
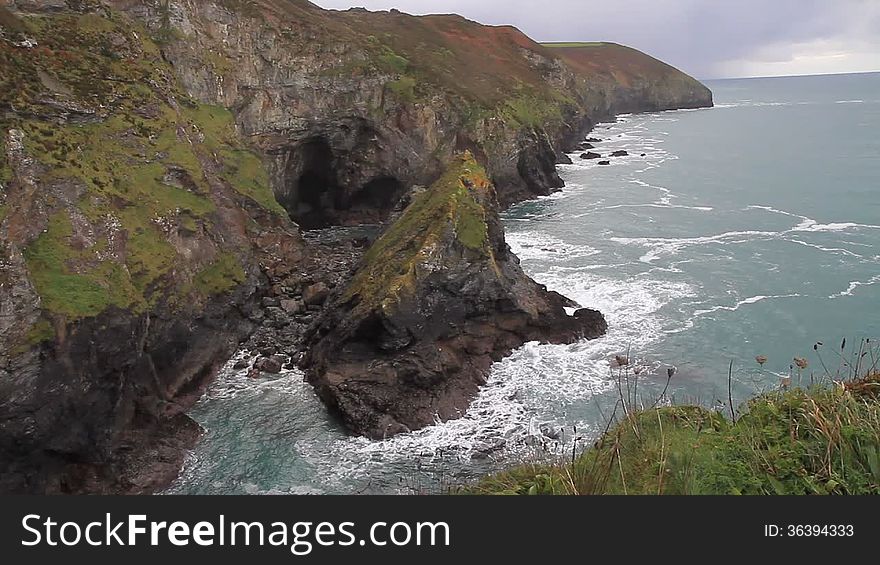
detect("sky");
top-left (312, 0), bottom-right (880, 79)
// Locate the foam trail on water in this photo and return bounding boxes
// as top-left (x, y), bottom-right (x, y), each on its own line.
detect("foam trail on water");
top-left (829, 275), bottom-right (880, 299)
top-left (693, 294), bottom-right (802, 317)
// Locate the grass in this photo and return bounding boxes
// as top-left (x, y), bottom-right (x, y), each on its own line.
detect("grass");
top-left (2, 9), bottom-right (284, 320)
top-left (343, 152), bottom-right (493, 313)
top-left (191, 252), bottom-right (246, 296)
top-left (24, 212), bottom-right (143, 317)
top-left (470, 342), bottom-right (880, 495)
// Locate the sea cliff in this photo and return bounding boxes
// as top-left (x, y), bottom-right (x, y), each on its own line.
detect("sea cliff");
top-left (0, 0), bottom-right (712, 493)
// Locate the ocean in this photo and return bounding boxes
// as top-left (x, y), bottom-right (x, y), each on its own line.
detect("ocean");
top-left (168, 72), bottom-right (880, 494)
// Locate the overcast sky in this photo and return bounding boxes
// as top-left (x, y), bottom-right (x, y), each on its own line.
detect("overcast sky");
top-left (313, 0), bottom-right (880, 79)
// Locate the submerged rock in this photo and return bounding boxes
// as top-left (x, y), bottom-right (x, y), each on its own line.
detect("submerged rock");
top-left (301, 153), bottom-right (607, 439)
top-left (581, 152), bottom-right (602, 160)
top-left (598, 160), bottom-right (611, 166)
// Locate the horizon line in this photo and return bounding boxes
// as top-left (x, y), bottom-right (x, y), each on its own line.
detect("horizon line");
top-left (702, 69), bottom-right (880, 81)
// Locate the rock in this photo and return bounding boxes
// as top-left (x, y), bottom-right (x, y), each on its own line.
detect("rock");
top-left (254, 355), bottom-right (285, 374)
top-left (641, 153), bottom-right (647, 157)
top-left (556, 153), bottom-right (573, 165)
top-left (611, 150), bottom-right (629, 157)
top-left (301, 154), bottom-right (607, 440)
top-left (280, 299), bottom-right (304, 315)
top-left (233, 359), bottom-right (250, 371)
top-left (471, 439), bottom-right (507, 459)
top-left (580, 152), bottom-right (602, 160)
top-left (585, 137), bottom-right (602, 143)
top-left (539, 423), bottom-right (561, 440)
top-left (303, 282), bottom-right (330, 306)
top-left (262, 297), bottom-right (281, 308)
top-left (580, 143), bottom-right (594, 149)
top-left (598, 160), bottom-right (611, 166)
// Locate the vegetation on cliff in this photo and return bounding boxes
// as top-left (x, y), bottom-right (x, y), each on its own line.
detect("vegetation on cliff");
top-left (344, 152), bottom-right (494, 314)
top-left (0, 7), bottom-right (282, 322)
top-left (472, 366), bottom-right (880, 495)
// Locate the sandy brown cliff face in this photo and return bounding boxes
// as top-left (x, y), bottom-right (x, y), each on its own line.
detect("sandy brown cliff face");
top-left (0, 0), bottom-right (712, 493)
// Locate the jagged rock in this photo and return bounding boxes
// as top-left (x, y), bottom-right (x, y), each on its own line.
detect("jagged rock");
top-left (303, 282), bottom-right (330, 306)
top-left (581, 152), bottom-right (602, 160)
top-left (611, 150), bottom-right (629, 157)
top-left (254, 356), bottom-right (285, 374)
top-left (301, 153), bottom-right (607, 439)
top-left (232, 359), bottom-right (250, 371)
top-left (280, 299), bottom-right (304, 315)
top-left (585, 137), bottom-right (602, 143)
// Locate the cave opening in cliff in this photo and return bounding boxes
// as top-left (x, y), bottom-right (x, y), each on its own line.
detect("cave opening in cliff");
top-left (351, 176), bottom-right (405, 214)
top-left (284, 138), bottom-right (337, 230)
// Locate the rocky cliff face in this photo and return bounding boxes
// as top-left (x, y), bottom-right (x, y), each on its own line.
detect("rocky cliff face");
top-left (301, 153), bottom-right (606, 438)
top-left (0, 0), bottom-right (712, 493)
top-left (0, 2), bottom-right (303, 493)
top-left (101, 0), bottom-right (712, 221)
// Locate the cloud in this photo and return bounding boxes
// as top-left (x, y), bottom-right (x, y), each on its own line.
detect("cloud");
top-left (312, 0), bottom-right (880, 78)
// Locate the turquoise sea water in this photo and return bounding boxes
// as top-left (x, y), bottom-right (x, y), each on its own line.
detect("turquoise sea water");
top-left (170, 72), bottom-right (880, 494)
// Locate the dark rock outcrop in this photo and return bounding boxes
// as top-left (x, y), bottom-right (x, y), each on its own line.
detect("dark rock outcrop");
top-left (581, 152), bottom-right (602, 160)
top-left (611, 150), bottom-right (629, 157)
top-left (300, 154), bottom-right (607, 439)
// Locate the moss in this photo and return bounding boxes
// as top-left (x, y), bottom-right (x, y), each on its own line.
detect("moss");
top-left (343, 152), bottom-right (492, 312)
top-left (472, 375), bottom-right (880, 495)
top-left (182, 104), bottom-right (286, 215)
top-left (25, 319), bottom-right (55, 346)
top-left (500, 94), bottom-right (565, 129)
top-left (375, 46), bottom-right (410, 74)
top-left (191, 252), bottom-right (246, 296)
top-left (387, 76), bottom-right (417, 102)
top-left (3, 8), bottom-right (286, 323)
top-left (23, 211), bottom-right (142, 317)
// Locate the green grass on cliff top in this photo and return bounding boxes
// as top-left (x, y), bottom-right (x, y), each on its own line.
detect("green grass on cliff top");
top-left (471, 369), bottom-right (880, 495)
top-left (344, 152), bottom-right (493, 313)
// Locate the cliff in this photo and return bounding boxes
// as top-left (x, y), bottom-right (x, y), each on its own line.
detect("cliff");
top-left (0, 0), bottom-right (712, 493)
top-left (544, 42), bottom-right (713, 114)
top-left (301, 153), bottom-right (606, 438)
top-left (0, 3), bottom-right (303, 493)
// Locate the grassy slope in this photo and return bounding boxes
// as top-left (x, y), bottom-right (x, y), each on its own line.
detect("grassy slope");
top-left (0, 7), bottom-right (282, 321)
top-left (543, 41), bottom-right (703, 88)
top-left (473, 374), bottom-right (880, 495)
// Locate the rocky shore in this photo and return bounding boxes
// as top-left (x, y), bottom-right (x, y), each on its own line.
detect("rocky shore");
top-left (0, 0), bottom-right (712, 493)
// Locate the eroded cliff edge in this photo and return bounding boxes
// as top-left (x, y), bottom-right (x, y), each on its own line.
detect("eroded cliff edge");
top-left (0, 0), bottom-right (712, 493)
top-left (301, 153), bottom-right (606, 438)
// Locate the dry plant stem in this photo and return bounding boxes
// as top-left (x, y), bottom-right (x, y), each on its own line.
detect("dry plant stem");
top-left (728, 360), bottom-right (736, 423)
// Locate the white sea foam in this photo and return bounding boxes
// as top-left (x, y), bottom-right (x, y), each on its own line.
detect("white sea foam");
top-left (829, 275), bottom-right (880, 299)
top-left (610, 230), bottom-right (779, 264)
top-left (506, 231), bottom-right (601, 261)
top-left (693, 294), bottom-right (802, 317)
